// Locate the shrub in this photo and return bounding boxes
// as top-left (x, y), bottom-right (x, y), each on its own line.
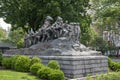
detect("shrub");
top-left (108, 57), bottom-right (120, 71)
top-left (108, 57), bottom-right (114, 70)
top-left (48, 70), bottom-right (65, 80)
top-left (30, 63), bottom-right (44, 75)
top-left (108, 57), bottom-right (111, 66)
top-left (15, 55), bottom-right (30, 72)
top-left (17, 38), bottom-right (24, 48)
top-left (114, 62), bottom-right (120, 71)
top-left (47, 60), bottom-right (60, 69)
top-left (37, 67), bottom-right (52, 79)
top-left (108, 57), bottom-right (114, 67)
top-left (11, 55), bottom-right (20, 69)
top-left (2, 57), bottom-right (12, 69)
top-left (30, 57), bottom-right (41, 66)
top-left (0, 53), bottom-right (3, 66)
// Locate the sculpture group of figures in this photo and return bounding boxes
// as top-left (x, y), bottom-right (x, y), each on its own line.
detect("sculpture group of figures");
top-left (24, 16), bottom-right (81, 48)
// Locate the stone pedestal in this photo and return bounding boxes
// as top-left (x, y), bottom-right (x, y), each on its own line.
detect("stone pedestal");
top-left (39, 55), bottom-right (108, 78)
top-left (3, 38), bottom-right (108, 79)
top-left (3, 53), bottom-right (108, 79)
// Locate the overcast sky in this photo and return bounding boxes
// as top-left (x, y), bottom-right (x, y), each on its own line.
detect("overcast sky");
top-left (0, 18), bottom-right (11, 31)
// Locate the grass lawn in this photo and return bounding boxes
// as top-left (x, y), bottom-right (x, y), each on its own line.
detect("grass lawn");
top-left (86, 72), bottom-right (120, 80)
top-left (0, 70), bottom-right (40, 80)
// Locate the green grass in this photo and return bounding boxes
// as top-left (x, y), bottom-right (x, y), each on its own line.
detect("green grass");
top-left (86, 72), bottom-right (120, 80)
top-left (0, 70), bottom-right (40, 80)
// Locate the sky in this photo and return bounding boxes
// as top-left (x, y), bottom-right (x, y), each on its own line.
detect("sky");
top-left (0, 18), bottom-right (11, 31)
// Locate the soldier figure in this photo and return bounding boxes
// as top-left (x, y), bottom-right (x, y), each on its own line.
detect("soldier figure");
top-left (42, 16), bottom-right (53, 29)
top-left (52, 16), bottom-right (63, 38)
top-left (24, 16), bottom-right (81, 47)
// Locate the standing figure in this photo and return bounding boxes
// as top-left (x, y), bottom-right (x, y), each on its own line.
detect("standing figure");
top-left (70, 22), bottom-right (81, 43)
top-left (42, 16), bottom-right (53, 29)
top-left (74, 23), bottom-right (81, 43)
top-left (52, 16), bottom-right (63, 38)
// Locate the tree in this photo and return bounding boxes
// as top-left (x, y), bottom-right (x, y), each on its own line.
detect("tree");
top-left (90, 0), bottom-right (120, 52)
top-left (8, 28), bottom-right (25, 48)
top-left (91, 0), bottom-right (120, 31)
top-left (81, 26), bottom-right (97, 46)
top-left (0, 27), bottom-right (6, 41)
top-left (0, 0), bottom-right (93, 45)
top-left (91, 36), bottom-right (108, 53)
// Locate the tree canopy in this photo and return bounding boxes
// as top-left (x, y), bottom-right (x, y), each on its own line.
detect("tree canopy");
top-left (8, 28), bottom-right (24, 48)
top-left (0, 0), bottom-right (91, 33)
top-left (91, 0), bottom-right (120, 31)
top-left (0, 0), bottom-right (92, 45)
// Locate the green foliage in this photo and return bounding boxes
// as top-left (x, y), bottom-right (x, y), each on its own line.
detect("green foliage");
top-left (30, 57), bottom-right (41, 66)
top-left (86, 75), bottom-right (93, 80)
top-left (0, 27), bottom-right (6, 41)
top-left (0, 70), bottom-right (40, 80)
top-left (91, 36), bottom-right (109, 53)
top-left (11, 55), bottom-right (20, 69)
top-left (108, 57), bottom-right (120, 71)
top-left (17, 38), bottom-right (24, 48)
top-left (0, 0), bottom-right (90, 32)
top-left (8, 28), bottom-right (24, 48)
top-left (0, 0), bottom-right (91, 45)
top-left (91, 0), bottom-right (120, 32)
top-left (48, 70), bottom-right (65, 80)
top-left (0, 52), bottom-right (3, 66)
top-left (1, 55), bottom-right (65, 80)
top-left (81, 26), bottom-right (98, 46)
top-left (108, 57), bottom-right (116, 70)
top-left (15, 55), bottom-right (30, 72)
top-left (86, 72), bottom-right (120, 80)
top-left (47, 60), bottom-right (60, 70)
top-left (37, 67), bottom-right (52, 79)
top-left (108, 57), bottom-right (112, 67)
top-left (91, 35), bottom-right (117, 53)
top-left (30, 63), bottom-right (44, 75)
top-left (37, 66), bottom-right (64, 80)
top-left (2, 57), bottom-right (12, 69)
